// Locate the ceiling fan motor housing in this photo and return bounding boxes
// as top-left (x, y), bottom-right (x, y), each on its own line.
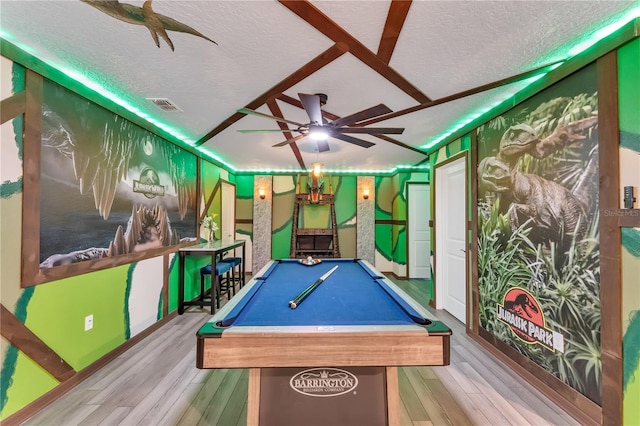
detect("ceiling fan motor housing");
top-left (314, 93), bottom-right (328, 106)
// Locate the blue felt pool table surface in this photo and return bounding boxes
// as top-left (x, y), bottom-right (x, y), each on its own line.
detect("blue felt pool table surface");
top-left (198, 258), bottom-right (450, 334)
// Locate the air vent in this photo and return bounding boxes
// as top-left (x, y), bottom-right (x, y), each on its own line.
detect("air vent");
top-left (147, 98), bottom-right (182, 112)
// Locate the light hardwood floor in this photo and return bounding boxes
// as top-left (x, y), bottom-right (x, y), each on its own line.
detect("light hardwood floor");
top-left (22, 277), bottom-right (580, 426)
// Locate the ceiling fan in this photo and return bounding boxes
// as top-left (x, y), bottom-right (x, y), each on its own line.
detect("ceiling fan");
top-left (237, 93), bottom-right (404, 152)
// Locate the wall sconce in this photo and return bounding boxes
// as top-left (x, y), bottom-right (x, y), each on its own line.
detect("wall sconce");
top-left (258, 188), bottom-right (266, 199)
top-left (311, 162), bottom-right (323, 178)
top-left (363, 188), bottom-right (370, 200)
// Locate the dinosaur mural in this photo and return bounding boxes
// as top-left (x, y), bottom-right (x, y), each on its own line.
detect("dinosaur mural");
top-left (38, 77), bottom-right (197, 269)
top-left (477, 64), bottom-right (602, 404)
top-left (479, 155), bottom-right (589, 251)
top-left (480, 100), bottom-right (599, 253)
top-left (81, 0), bottom-right (217, 50)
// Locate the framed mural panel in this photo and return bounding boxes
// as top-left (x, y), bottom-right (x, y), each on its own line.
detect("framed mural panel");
top-left (22, 76), bottom-right (197, 286)
top-left (476, 64), bottom-right (601, 404)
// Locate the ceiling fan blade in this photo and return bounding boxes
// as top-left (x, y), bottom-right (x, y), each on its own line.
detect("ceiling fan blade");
top-left (272, 134), bottom-right (306, 147)
top-left (335, 127), bottom-right (404, 135)
top-left (238, 108), bottom-right (305, 128)
top-left (330, 104), bottom-right (393, 128)
top-left (332, 133), bottom-right (375, 148)
top-left (238, 129), bottom-right (297, 133)
top-left (298, 93), bottom-right (323, 125)
top-left (316, 139), bottom-right (330, 152)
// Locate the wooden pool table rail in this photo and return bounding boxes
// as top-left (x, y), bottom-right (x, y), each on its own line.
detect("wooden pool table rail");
top-left (197, 329), bottom-right (450, 369)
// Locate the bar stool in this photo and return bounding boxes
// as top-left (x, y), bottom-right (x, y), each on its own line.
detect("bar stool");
top-left (218, 256), bottom-right (243, 291)
top-left (200, 262), bottom-right (232, 311)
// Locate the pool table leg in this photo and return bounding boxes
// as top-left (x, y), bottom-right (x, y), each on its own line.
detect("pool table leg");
top-left (386, 366), bottom-right (400, 426)
top-left (247, 368), bottom-right (261, 426)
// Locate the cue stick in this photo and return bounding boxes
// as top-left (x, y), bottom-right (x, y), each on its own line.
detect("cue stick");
top-left (288, 265), bottom-right (339, 309)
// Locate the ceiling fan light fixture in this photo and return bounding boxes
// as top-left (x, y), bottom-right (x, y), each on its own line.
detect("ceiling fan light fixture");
top-left (309, 128), bottom-right (329, 140)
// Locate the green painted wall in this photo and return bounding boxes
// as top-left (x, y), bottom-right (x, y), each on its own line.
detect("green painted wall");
top-left (271, 174), bottom-right (357, 259)
top-left (0, 56), bottom-right (231, 420)
top-left (374, 172), bottom-right (429, 276)
top-left (618, 37), bottom-right (640, 426)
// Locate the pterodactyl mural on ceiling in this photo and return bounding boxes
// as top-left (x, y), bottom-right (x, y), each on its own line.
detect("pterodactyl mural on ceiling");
top-left (81, 0), bottom-right (217, 51)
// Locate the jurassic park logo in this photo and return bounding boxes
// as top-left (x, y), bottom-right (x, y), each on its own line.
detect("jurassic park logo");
top-left (497, 287), bottom-right (564, 353)
top-left (133, 167), bottom-right (165, 199)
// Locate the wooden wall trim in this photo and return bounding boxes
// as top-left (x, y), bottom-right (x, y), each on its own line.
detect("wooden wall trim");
top-left (375, 219), bottom-right (405, 225)
top-left (20, 69), bottom-right (43, 287)
top-left (597, 50), bottom-right (623, 426)
top-left (0, 304), bottom-right (75, 382)
top-left (1, 90), bottom-right (26, 124)
top-left (163, 255), bottom-right (169, 317)
top-left (23, 240), bottom-right (196, 287)
top-left (470, 130), bottom-right (479, 334)
top-left (201, 178), bottom-right (221, 221)
top-left (2, 311), bottom-right (177, 426)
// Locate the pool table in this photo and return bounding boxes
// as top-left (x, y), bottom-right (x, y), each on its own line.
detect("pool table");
top-left (196, 258), bottom-right (451, 426)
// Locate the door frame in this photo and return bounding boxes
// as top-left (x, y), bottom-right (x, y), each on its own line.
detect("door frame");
top-left (433, 152), bottom-right (468, 325)
top-left (407, 182), bottom-right (430, 279)
top-left (221, 179), bottom-right (236, 241)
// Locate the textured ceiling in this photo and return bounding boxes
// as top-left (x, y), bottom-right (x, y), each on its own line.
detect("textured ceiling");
top-left (1, 0), bottom-right (638, 173)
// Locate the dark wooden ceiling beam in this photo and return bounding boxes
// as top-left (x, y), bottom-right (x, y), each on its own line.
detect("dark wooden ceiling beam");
top-left (195, 43), bottom-right (348, 146)
top-left (277, 93), bottom-right (339, 121)
top-left (357, 60), bottom-right (565, 126)
top-left (267, 99), bottom-right (306, 169)
top-left (279, 0), bottom-right (430, 104)
top-left (377, 0), bottom-right (412, 64)
top-left (373, 134), bottom-right (427, 154)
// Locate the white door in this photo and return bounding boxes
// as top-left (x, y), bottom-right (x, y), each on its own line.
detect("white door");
top-left (435, 157), bottom-right (467, 323)
top-left (408, 184), bottom-right (430, 278)
top-left (221, 181), bottom-right (236, 241)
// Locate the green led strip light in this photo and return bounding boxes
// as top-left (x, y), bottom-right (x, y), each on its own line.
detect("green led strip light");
top-left (421, 7), bottom-right (640, 153)
top-left (2, 6), bottom-right (638, 175)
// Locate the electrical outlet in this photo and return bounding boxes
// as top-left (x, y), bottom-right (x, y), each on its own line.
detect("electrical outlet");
top-left (84, 314), bottom-right (93, 331)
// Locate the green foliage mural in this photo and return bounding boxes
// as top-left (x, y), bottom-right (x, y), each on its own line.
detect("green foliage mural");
top-left (477, 64), bottom-right (602, 403)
